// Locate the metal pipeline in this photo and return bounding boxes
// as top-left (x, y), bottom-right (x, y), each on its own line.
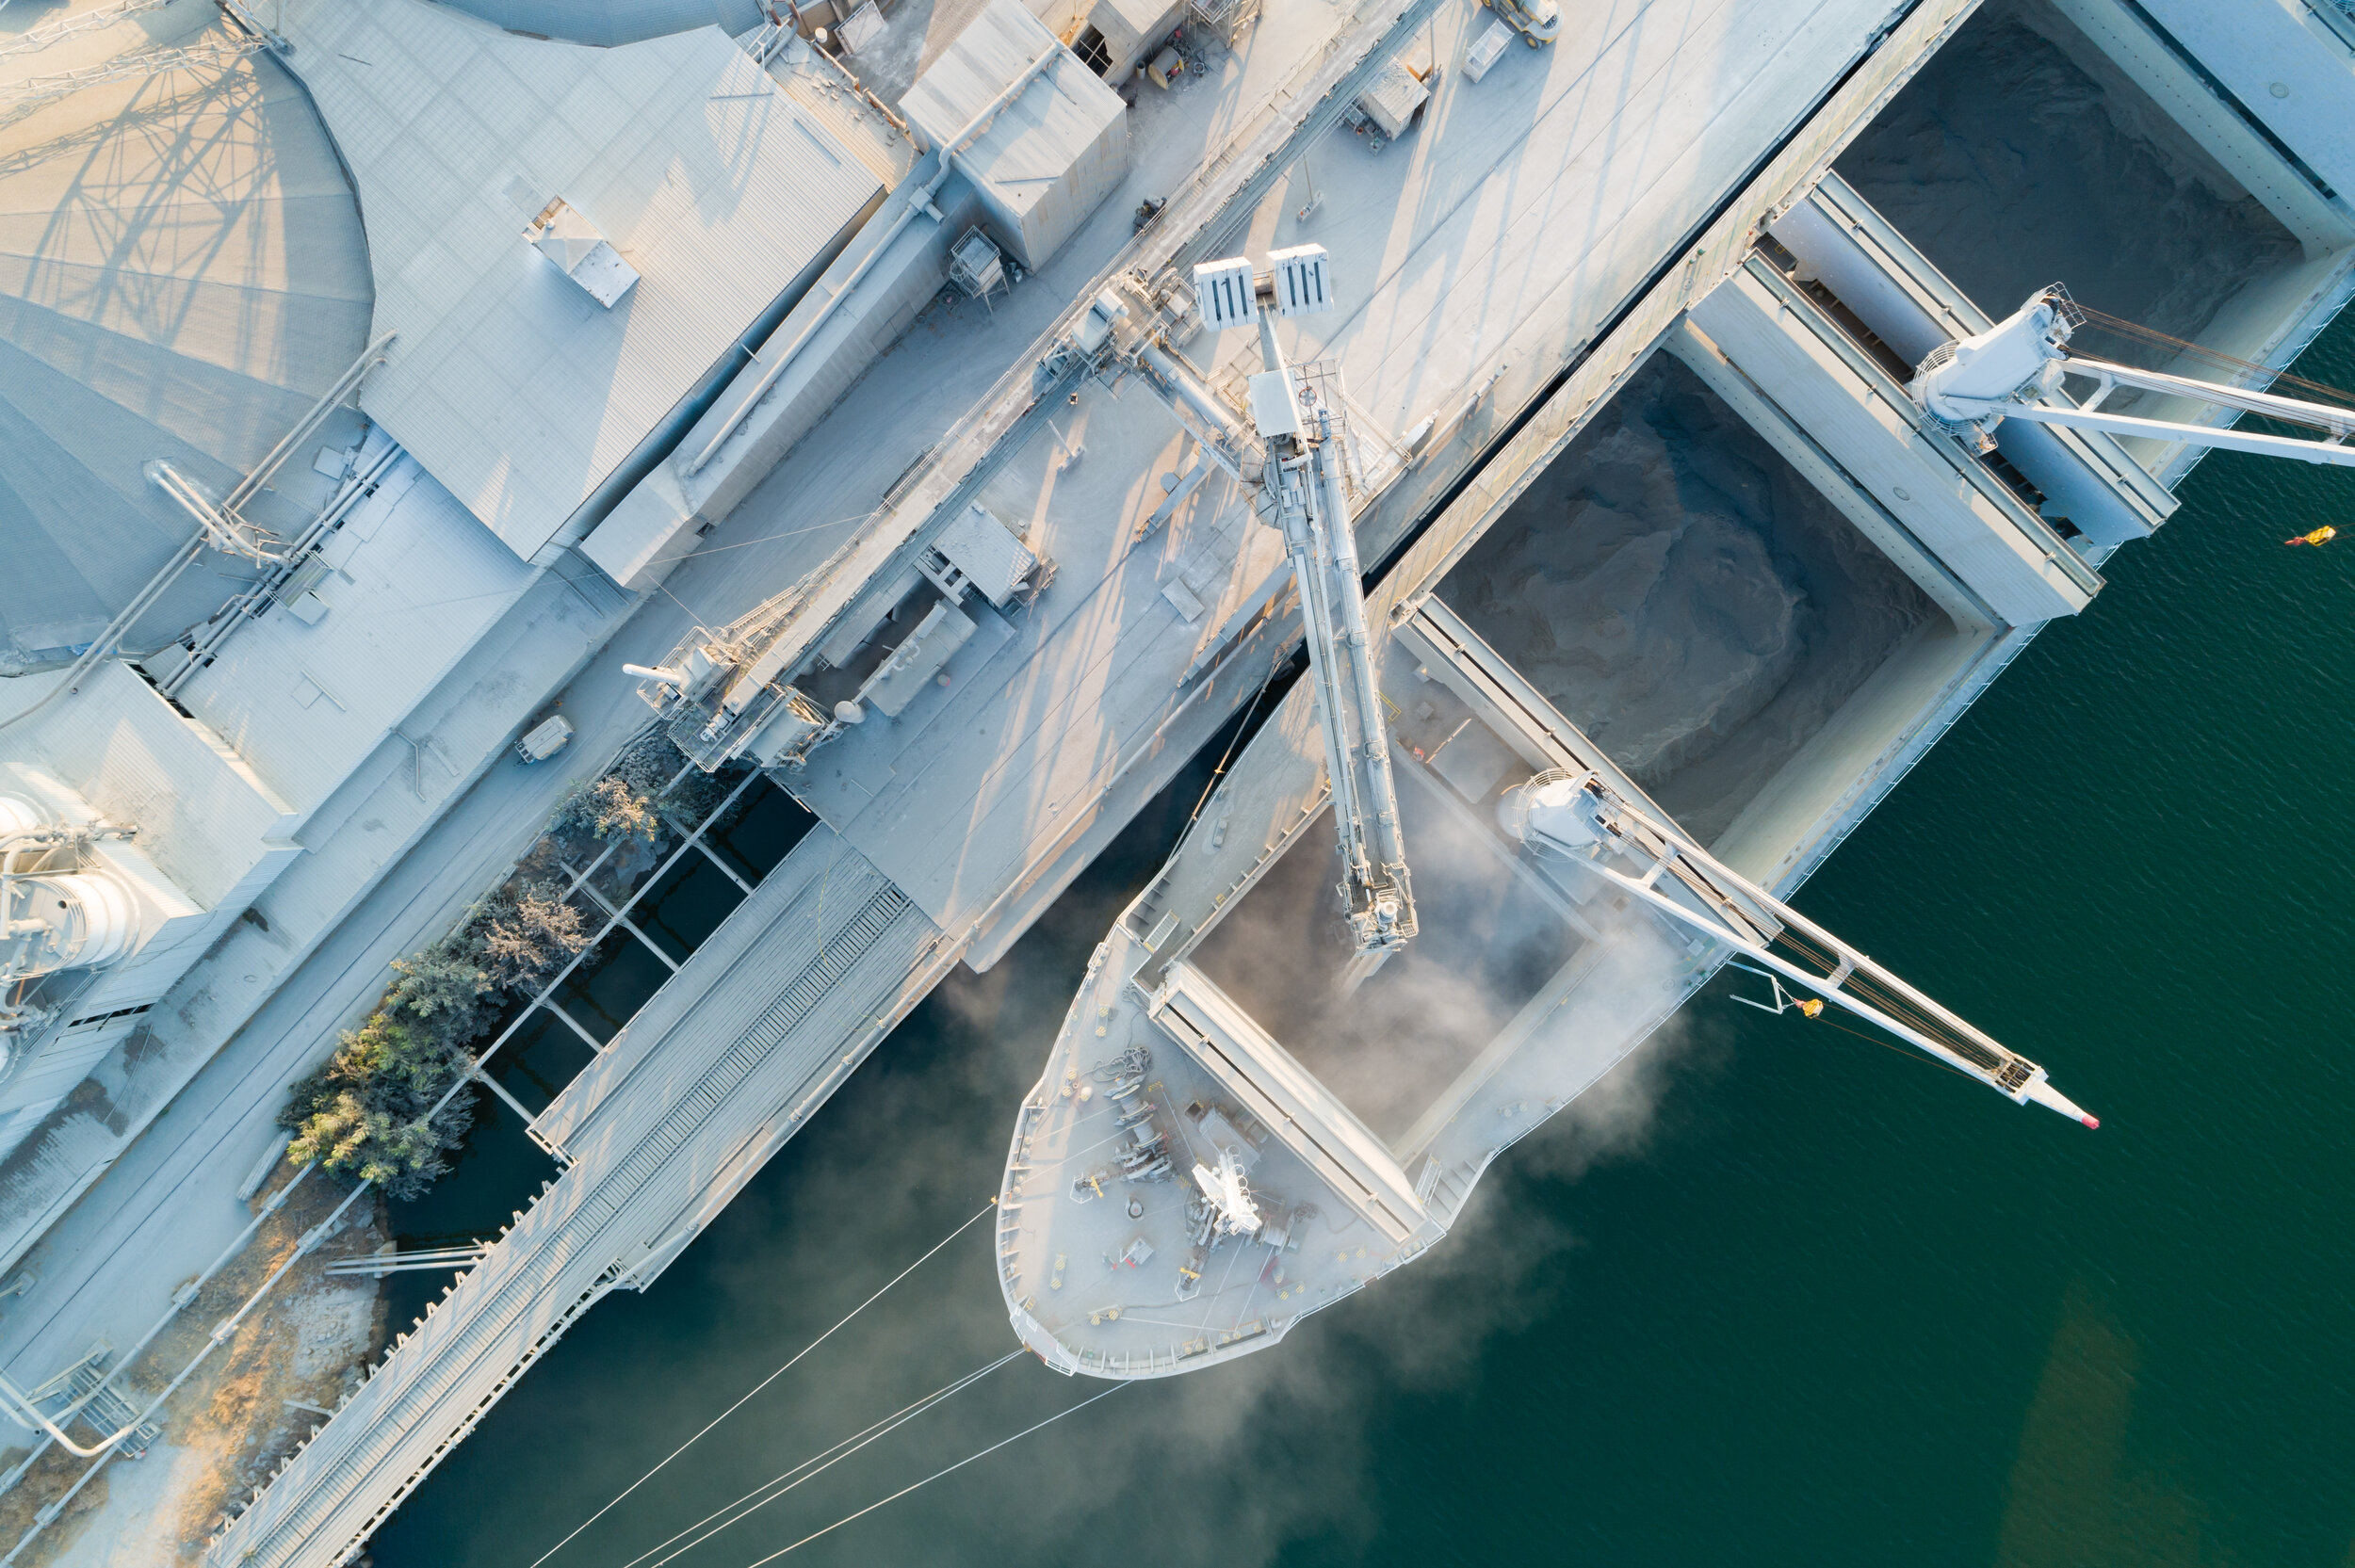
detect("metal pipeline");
top-left (1135, 341), bottom-right (1248, 477)
top-left (0, 1176), bottom-right (366, 1467)
top-left (158, 436), bottom-right (407, 702)
top-left (0, 1164), bottom-right (317, 1488)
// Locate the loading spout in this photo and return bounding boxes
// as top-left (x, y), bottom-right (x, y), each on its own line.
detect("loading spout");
top-left (1501, 768), bottom-right (2096, 1128)
top-left (1307, 407), bottom-right (1412, 941)
top-left (1197, 248), bottom-right (1416, 966)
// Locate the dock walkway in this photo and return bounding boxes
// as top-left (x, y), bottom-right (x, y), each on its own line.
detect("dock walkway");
top-left (210, 828), bottom-right (944, 1567)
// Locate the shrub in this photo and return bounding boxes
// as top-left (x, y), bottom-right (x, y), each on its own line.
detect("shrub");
top-left (280, 1010), bottom-right (476, 1201)
top-left (277, 729), bottom-right (741, 1198)
top-left (388, 946), bottom-right (493, 1034)
top-left (279, 929), bottom-right (498, 1198)
top-left (554, 775), bottom-right (659, 847)
top-left (476, 880), bottom-right (591, 990)
top-left (609, 731), bottom-right (688, 800)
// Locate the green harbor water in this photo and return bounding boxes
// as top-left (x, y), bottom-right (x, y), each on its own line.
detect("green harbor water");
top-left (367, 312), bottom-right (2355, 1568)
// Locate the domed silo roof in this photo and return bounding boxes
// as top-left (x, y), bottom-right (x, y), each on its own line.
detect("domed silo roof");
top-left (0, 5), bottom-right (372, 671)
top-left (432, 0), bottom-right (762, 48)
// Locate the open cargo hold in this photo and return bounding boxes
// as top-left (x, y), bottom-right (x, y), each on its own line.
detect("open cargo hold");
top-left (1833, 0), bottom-right (2355, 478)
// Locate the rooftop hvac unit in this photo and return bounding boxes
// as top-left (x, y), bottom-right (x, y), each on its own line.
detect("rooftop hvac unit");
top-left (1356, 58), bottom-right (1430, 140)
top-left (933, 502), bottom-right (1043, 607)
top-left (527, 198), bottom-right (640, 309)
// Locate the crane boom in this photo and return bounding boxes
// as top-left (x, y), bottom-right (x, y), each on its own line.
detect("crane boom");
top-left (1192, 249), bottom-right (1415, 973)
top-left (1911, 284), bottom-right (2355, 465)
top-left (1501, 768), bottom-right (2096, 1127)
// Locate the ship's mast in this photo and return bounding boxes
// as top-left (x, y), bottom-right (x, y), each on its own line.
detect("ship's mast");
top-left (1194, 249), bottom-right (1416, 979)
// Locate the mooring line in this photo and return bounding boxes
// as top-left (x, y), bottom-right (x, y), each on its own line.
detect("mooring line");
top-left (625, 1352), bottom-right (1025, 1568)
top-left (731, 1382), bottom-right (1131, 1566)
top-left (522, 1201), bottom-right (995, 1568)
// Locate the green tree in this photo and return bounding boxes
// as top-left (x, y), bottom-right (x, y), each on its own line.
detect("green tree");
top-left (279, 1010), bottom-right (476, 1200)
top-left (477, 881), bottom-right (591, 990)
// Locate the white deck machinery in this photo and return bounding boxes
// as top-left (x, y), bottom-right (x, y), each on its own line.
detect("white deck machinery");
top-left (1188, 247), bottom-right (1417, 980)
top-left (1498, 767), bottom-right (2099, 1127)
top-left (1913, 285), bottom-right (2355, 468)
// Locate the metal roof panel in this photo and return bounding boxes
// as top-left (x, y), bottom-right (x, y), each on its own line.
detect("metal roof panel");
top-left (279, 0), bottom-right (887, 558)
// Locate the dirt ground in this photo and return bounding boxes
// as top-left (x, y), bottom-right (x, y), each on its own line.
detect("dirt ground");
top-left (0, 1163), bottom-right (390, 1568)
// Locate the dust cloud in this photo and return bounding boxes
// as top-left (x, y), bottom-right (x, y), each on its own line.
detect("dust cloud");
top-left (618, 871), bottom-right (1706, 1568)
top-left (434, 901), bottom-right (1686, 1568)
top-left (1189, 787), bottom-right (1580, 1143)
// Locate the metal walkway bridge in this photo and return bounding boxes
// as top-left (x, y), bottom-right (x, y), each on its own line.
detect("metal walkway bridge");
top-left (205, 829), bottom-right (947, 1567)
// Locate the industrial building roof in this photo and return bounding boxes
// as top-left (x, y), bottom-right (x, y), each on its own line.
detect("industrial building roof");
top-left (171, 433), bottom-right (537, 816)
top-left (0, 8), bottom-right (373, 667)
top-left (901, 0), bottom-right (1125, 235)
top-left (436, 0), bottom-right (764, 48)
top-left (0, 661), bottom-right (295, 910)
top-left (278, 0), bottom-right (888, 558)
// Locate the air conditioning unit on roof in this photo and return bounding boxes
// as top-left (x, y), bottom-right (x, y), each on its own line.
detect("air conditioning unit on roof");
top-left (528, 198), bottom-right (640, 309)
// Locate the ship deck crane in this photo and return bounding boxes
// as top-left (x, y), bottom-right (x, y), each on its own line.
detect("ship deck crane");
top-left (1194, 248), bottom-right (1415, 979)
top-left (1912, 285), bottom-right (2355, 468)
top-left (1499, 768), bottom-right (2098, 1127)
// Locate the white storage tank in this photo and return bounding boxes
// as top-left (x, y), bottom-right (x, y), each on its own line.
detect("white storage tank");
top-left (2, 871), bottom-right (142, 976)
top-left (0, 795), bottom-right (40, 839)
top-left (0, 788), bottom-right (158, 984)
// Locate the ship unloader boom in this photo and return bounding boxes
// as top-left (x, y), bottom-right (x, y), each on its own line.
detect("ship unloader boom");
top-left (1912, 284), bottom-right (2355, 469)
top-left (1197, 249), bottom-right (1416, 973)
top-left (1500, 768), bottom-right (2097, 1127)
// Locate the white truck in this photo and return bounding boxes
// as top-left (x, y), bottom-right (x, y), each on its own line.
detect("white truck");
top-left (514, 713), bottom-right (574, 765)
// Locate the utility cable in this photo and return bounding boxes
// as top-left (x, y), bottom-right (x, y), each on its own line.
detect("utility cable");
top-left (623, 1352), bottom-right (1023, 1568)
top-left (730, 1382), bottom-right (1129, 1567)
top-left (645, 512), bottom-right (874, 572)
top-left (1807, 1011), bottom-right (1988, 1090)
top-left (521, 1202), bottom-right (995, 1568)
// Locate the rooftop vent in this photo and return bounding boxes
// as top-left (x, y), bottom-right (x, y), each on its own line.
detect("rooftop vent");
top-left (527, 198), bottom-right (640, 309)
